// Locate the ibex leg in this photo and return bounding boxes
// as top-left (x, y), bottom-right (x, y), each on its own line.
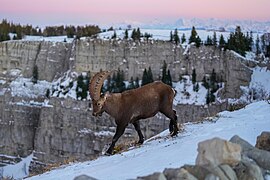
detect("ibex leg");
top-left (106, 124), bottom-right (127, 155)
top-left (133, 121), bottom-right (144, 144)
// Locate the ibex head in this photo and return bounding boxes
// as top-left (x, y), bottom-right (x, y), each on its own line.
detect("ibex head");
top-left (89, 71), bottom-right (111, 117)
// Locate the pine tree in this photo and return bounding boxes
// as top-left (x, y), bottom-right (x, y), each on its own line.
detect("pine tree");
top-left (124, 29), bottom-right (128, 39)
top-left (205, 36), bottom-right (213, 46)
top-left (127, 76), bottom-right (135, 90)
top-left (111, 30), bottom-right (117, 39)
top-left (189, 26), bottom-right (197, 43)
top-left (192, 69), bottom-right (196, 84)
top-left (256, 35), bottom-right (261, 55)
top-left (161, 61), bottom-right (167, 83)
top-left (266, 45), bottom-right (270, 58)
top-left (219, 34), bottom-right (226, 49)
top-left (170, 31), bottom-right (173, 42)
top-left (167, 69), bottom-right (172, 86)
top-left (174, 29), bottom-right (180, 45)
top-left (32, 65), bottom-right (38, 84)
top-left (195, 36), bottom-right (201, 48)
top-left (141, 68), bottom-right (148, 86)
top-left (181, 33), bottom-right (186, 44)
top-left (213, 31), bottom-right (217, 46)
top-left (134, 77), bottom-right (140, 88)
top-left (147, 67), bottom-right (154, 83)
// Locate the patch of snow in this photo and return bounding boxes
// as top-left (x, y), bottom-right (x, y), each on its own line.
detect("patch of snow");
top-left (1, 153), bottom-right (33, 179)
top-left (173, 76), bottom-right (208, 105)
top-left (26, 101), bottom-right (270, 180)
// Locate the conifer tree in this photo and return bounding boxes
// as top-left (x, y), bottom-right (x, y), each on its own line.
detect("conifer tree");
top-left (181, 33), bottom-right (186, 44)
top-left (219, 34), bottom-right (226, 49)
top-left (205, 36), bottom-right (213, 46)
top-left (213, 31), bottom-right (217, 46)
top-left (174, 29), bottom-right (180, 45)
top-left (256, 35), bottom-right (261, 55)
top-left (195, 36), bottom-right (201, 47)
top-left (192, 69), bottom-right (196, 84)
top-left (127, 76), bottom-right (135, 90)
top-left (189, 26), bottom-right (197, 43)
top-left (170, 31), bottom-right (173, 42)
top-left (141, 68), bottom-right (148, 86)
top-left (124, 29), bottom-right (128, 39)
top-left (135, 77), bottom-right (140, 88)
top-left (32, 65), bottom-right (38, 84)
top-left (167, 69), bottom-right (172, 87)
top-left (111, 30), bottom-right (117, 39)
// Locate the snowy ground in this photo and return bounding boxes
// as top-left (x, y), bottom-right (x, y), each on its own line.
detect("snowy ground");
top-left (24, 101), bottom-right (270, 180)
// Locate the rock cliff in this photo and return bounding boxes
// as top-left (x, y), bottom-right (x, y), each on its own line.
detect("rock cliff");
top-left (0, 39), bottom-right (254, 165)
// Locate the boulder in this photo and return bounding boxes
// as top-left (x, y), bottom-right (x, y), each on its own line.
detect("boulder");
top-left (196, 137), bottom-right (241, 167)
top-left (137, 172), bottom-right (167, 180)
top-left (230, 135), bottom-right (270, 170)
top-left (255, 131), bottom-right (270, 151)
top-left (73, 174), bottom-right (98, 180)
top-left (181, 165), bottom-right (211, 180)
top-left (233, 156), bottom-right (264, 180)
top-left (163, 167), bottom-right (198, 180)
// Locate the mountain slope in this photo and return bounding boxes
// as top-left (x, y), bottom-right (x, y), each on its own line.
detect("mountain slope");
top-left (27, 101), bottom-right (270, 180)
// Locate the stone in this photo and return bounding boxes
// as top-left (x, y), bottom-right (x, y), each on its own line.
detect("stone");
top-left (137, 172), bottom-right (167, 180)
top-left (230, 135), bottom-right (270, 171)
top-left (255, 131), bottom-right (270, 151)
top-left (181, 165), bottom-right (211, 180)
top-left (163, 167), bottom-right (198, 180)
top-left (73, 175), bottom-right (98, 180)
top-left (234, 156), bottom-right (264, 180)
top-left (196, 137), bottom-right (242, 167)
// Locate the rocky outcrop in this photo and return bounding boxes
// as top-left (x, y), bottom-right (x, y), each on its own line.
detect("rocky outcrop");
top-left (0, 39), bottom-right (254, 166)
top-left (137, 134), bottom-right (270, 180)
top-left (0, 40), bottom-right (74, 82)
top-left (1, 39), bottom-right (252, 98)
top-left (0, 90), bottom-right (227, 164)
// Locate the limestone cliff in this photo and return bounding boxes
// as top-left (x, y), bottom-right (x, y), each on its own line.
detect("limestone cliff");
top-left (0, 39), bottom-right (254, 165)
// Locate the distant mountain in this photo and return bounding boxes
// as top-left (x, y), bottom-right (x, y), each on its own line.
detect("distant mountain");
top-left (118, 18), bottom-right (270, 33)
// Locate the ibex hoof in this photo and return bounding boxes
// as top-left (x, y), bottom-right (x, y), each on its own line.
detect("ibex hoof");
top-left (104, 151), bottom-right (113, 156)
top-left (170, 131), bottom-right (178, 137)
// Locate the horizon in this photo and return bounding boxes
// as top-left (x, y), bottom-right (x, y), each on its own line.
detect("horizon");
top-left (1, 0), bottom-right (270, 27)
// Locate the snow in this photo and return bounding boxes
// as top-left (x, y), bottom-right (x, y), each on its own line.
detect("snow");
top-left (22, 35), bottom-right (73, 43)
top-left (1, 154), bottom-right (33, 179)
top-left (173, 76), bottom-right (208, 105)
top-left (250, 66), bottom-right (270, 98)
top-left (10, 77), bottom-right (51, 98)
top-left (26, 101), bottom-right (270, 180)
top-left (98, 29), bottom-right (232, 42)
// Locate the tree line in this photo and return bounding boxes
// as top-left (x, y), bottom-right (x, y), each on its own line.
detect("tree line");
top-left (0, 19), bottom-right (101, 42)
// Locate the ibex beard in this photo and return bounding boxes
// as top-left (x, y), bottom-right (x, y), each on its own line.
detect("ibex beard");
top-left (89, 71), bottom-right (179, 155)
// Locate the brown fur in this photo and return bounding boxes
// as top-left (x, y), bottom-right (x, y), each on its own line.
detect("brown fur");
top-left (89, 72), bottom-right (179, 155)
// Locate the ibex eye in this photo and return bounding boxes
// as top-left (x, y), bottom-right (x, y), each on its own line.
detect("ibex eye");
top-left (97, 103), bottom-right (101, 106)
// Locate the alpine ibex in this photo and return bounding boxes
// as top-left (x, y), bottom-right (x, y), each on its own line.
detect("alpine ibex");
top-left (89, 71), bottom-right (179, 155)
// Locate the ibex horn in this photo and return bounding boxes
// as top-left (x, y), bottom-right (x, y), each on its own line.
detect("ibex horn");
top-left (89, 71), bottom-right (112, 101)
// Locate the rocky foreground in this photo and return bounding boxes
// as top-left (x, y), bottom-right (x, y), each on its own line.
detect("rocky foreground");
top-left (74, 132), bottom-right (270, 180)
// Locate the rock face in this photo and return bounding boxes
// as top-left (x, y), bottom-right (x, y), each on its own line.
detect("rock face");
top-left (0, 39), bottom-right (252, 99)
top-left (196, 137), bottom-right (241, 167)
top-left (0, 39), bottom-right (253, 165)
top-left (0, 41), bottom-right (75, 82)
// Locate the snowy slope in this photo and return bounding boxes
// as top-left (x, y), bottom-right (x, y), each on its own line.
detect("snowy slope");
top-left (26, 101), bottom-right (270, 180)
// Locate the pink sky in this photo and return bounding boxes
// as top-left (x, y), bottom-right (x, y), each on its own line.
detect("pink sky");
top-left (1, 0), bottom-right (269, 26)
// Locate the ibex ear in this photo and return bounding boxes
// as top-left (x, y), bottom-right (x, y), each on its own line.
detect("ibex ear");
top-left (104, 92), bottom-right (110, 100)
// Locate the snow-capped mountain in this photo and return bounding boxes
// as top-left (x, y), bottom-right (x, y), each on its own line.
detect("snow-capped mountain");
top-left (119, 18), bottom-right (270, 33)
